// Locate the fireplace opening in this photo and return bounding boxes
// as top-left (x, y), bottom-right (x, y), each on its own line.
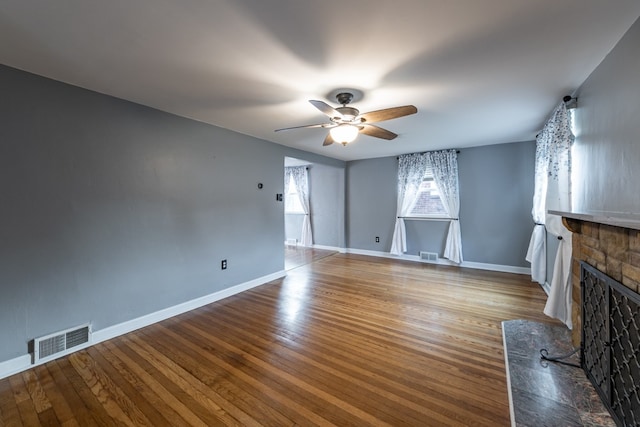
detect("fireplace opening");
top-left (582, 261), bottom-right (640, 426)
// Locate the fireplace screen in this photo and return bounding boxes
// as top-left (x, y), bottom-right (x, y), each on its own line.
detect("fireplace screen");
top-left (581, 262), bottom-right (640, 426)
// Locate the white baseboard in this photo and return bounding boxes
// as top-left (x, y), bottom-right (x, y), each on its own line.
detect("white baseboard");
top-left (0, 270), bottom-right (285, 380)
top-left (312, 244), bottom-right (347, 253)
top-left (460, 261), bottom-right (531, 275)
top-left (0, 355), bottom-right (31, 380)
top-left (346, 247), bottom-right (403, 259)
top-left (345, 248), bottom-right (531, 275)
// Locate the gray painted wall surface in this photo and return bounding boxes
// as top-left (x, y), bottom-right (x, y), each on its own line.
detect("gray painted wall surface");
top-left (346, 142), bottom-right (535, 267)
top-left (0, 65), bottom-right (344, 362)
top-left (458, 142), bottom-right (535, 267)
top-left (284, 214), bottom-right (304, 242)
top-left (572, 17), bottom-right (640, 213)
top-left (309, 164), bottom-right (345, 247)
top-left (346, 157), bottom-right (397, 250)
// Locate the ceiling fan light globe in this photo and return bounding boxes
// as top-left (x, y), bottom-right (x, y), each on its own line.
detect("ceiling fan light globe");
top-left (329, 124), bottom-right (359, 144)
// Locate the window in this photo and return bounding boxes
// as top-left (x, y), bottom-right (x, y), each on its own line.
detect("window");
top-left (285, 175), bottom-right (305, 214)
top-left (409, 167), bottom-right (448, 217)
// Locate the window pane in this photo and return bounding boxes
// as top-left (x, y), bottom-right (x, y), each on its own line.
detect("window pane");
top-left (409, 171), bottom-right (447, 216)
top-left (285, 176), bottom-right (305, 213)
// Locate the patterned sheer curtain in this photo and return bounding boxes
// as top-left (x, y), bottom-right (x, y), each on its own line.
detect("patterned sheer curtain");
top-left (525, 134), bottom-right (549, 284)
top-left (526, 102), bottom-right (574, 327)
top-left (390, 153), bottom-right (428, 255)
top-left (426, 150), bottom-right (463, 264)
top-left (285, 166), bottom-right (313, 247)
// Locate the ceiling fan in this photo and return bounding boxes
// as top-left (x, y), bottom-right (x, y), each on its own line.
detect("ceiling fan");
top-left (275, 92), bottom-right (417, 146)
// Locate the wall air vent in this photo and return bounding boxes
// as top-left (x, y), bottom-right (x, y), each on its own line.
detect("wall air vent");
top-left (419, 251), bottom-right (439, 263)
top-left (285, 238), bottom-right (298, 247)
top-left (33, 323), bottom-right (91, 364)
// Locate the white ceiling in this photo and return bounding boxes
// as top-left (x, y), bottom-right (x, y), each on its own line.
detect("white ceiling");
top-left (1, 1), bottom-right (639, 161)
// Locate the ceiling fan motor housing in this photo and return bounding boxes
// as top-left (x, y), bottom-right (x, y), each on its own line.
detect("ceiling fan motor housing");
top-left (335, 92), bottom-right (354, 105)
top-left (336, 106), bottom-right (359, 121)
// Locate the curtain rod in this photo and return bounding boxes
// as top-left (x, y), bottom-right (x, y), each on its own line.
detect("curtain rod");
top-left (563, 95), bottom-right (578, 110)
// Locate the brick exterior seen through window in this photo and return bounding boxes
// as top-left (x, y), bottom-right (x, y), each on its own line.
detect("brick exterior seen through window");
top-left (410, 179), bottom-right (447, 216)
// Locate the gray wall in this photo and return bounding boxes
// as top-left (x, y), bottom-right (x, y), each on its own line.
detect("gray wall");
top-left (458, 143), bottom-right (535, 266)
top-left (284, 214), bottom-right (304, 242)
top-left (309, 164), bottom-right (345, 247)
top-left (346, 142), bottom-right (535, 267)
top-left (0, 65), bottom-right (344, 363)
top-left (346, 157), bottom-right (397, 250)
top-left (572, 17), bottom-right (640, 213)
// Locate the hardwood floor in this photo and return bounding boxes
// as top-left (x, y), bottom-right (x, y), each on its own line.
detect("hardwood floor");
top-left (0, 254), bottom-right (559, 426)
top-left (284, 246), bottom-right (337, 270)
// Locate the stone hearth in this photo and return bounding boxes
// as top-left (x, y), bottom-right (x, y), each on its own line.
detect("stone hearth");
top-left (502, 319), bottom-right (614, 426)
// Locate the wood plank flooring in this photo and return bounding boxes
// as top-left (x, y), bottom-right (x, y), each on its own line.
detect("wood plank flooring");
top-left (284, 246), bottom-right (337, 270)
top-left (0, 253), bottom-right (559, 426)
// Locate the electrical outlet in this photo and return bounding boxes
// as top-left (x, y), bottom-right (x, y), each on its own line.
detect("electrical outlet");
top-left (375, 236), bottom-right (380, 243)
top-left (221, 259), bottom-right (227, 270)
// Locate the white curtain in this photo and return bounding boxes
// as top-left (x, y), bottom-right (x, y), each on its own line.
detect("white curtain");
top-left (426, 150), bottom-right (463, 264)
top-left (286, 166), bottom-right (313, 247)
top-left (525, 127), bottom-right (549, 284)
top-left (527, 102), bottom-right (574, 328)
top-left (390, 153), bottom-right (428, 255)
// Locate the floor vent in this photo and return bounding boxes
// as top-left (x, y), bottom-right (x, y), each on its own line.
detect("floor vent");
top-left (33, 323), bottom-right (91, 363)
top-left (285, 238), bottom-right (298, 246)
top-left (419, 251), bottom-right (439, 262)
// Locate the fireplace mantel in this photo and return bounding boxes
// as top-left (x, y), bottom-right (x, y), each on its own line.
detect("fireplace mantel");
top-left (549, 209), bottom-right (640, 231)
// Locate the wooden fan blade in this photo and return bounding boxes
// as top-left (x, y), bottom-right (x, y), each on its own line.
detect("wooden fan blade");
top-left (322, 133), bottom-right (335, 146)
top-left (275, 123), bottom-right (330, 132)
top-left (360, 105), bottom-right (417, 123)
top-left (310, 100), bottom-right (343, 119)
top-left (359, 124), bottom-right (398, 140)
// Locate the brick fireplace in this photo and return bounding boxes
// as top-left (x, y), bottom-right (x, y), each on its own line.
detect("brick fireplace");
top-left (550, 210), bottom-right (640, 425)
top-left (555, 211), bottom-right (640, 347)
